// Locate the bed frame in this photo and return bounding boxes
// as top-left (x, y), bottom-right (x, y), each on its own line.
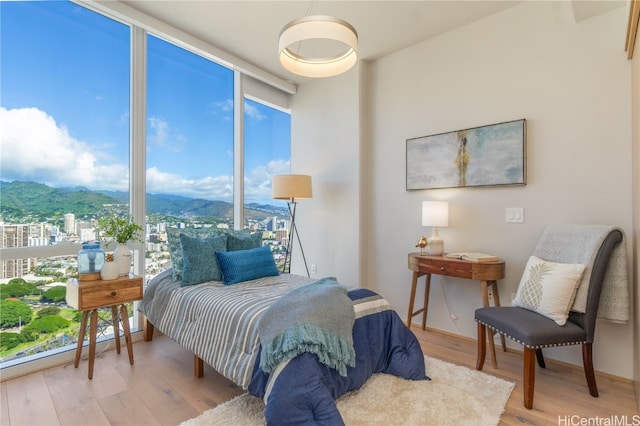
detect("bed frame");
top-left (144, 319), bottom-right (205, 377)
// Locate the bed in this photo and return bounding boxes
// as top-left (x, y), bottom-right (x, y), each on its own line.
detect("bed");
top-left (140, 268), bottom-right (427, 425)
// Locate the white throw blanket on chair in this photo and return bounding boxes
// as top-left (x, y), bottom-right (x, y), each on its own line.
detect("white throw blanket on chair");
top-left (533, 224), bottom-right (629, 323)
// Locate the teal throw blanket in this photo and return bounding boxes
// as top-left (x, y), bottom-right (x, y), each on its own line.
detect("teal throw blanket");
top-left (258, 277), bottom-right (356, 377)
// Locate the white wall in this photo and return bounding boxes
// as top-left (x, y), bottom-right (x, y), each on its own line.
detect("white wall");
top-left (293, 1), bottom-right (634, 379)
top-left (289, 65), bottom-right (362, 287)
top-left (367, 1), bottom-right (633, 378)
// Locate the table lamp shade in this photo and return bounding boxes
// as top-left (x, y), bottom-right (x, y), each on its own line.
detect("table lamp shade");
top-left (422, 201), bottom-right (449, 227)
top-left (272, 174), bottom-right (313, 201)
top-left (422, 201), bottom-right (449, 256)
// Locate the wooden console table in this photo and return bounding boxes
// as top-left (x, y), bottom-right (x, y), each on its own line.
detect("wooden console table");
top-left (66, 274), bottom-right (143, 379)
top-left (407, 253), bottom-right (506, 367)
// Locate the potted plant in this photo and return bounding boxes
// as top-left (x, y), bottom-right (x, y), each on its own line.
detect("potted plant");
top-left (96, 214), bottom-right (144, 276)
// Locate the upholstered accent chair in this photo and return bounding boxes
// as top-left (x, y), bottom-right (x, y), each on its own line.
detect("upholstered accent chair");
top-left (474, 225), bottom-right (624, 409)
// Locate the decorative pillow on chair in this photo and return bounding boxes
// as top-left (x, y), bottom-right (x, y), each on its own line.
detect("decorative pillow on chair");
top-left (216, 245), bottom-right (279, 285)
top-left (512, 256), bottom-right (586, 325)
top-left (179, 233), bottom-right (227, 287)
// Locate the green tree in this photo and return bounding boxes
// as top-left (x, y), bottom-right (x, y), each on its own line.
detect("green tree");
top-left (0, 299), bottom-right (33, 328)
top-left (0, 332), bottom-right (26, 351)
top-left (41, 286), bottom-right (66, 303)
top-left (0, 281), bottom-right (41, 299)
top-left (22, 316), bottom-right (69, 335)
top-left (36, 306), bottom-right (61, 318)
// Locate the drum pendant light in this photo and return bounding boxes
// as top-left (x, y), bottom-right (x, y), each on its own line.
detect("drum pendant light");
top-left (278, 15), bottom-right (358, 78)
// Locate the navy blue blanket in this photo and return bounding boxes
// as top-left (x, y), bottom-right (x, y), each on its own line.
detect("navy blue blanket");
top-left (248, 288), bottom-right (428, 425)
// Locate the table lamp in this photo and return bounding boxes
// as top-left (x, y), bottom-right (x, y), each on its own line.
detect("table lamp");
top-left (422, 201), bottom-right (449, 256)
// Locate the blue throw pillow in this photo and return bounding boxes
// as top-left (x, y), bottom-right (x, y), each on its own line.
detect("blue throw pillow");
top-left (168, 228), bottom-right (258, 281)
top-left (216, 246), bottom-right (279, 285)
top-left (180, 233), bottom-right (227, 286)
top-left (227, 232), bottom-right (263, 251)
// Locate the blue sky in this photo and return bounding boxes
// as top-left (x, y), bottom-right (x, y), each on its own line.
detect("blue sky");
top-left (0, 1), bottom-right (291, 204)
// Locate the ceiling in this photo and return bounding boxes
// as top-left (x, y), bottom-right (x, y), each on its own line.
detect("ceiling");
top-left (119, 1), bottom-right (626, 86)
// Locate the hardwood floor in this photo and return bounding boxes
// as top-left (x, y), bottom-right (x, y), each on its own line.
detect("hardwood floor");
top-left (1, 327), bottom-right (637, 425)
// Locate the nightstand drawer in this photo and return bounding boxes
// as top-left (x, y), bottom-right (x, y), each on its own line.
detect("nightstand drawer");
top-left (67, 276), bottom-right (143, 311)
top-left (416, 258), bottom-right (473, 279)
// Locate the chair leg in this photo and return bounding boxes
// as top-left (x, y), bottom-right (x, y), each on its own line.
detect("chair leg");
top-left (582, 343), bottom-right (599, 397)
top-left (535, 348), bottom-right (546, 368)
top-left (523, 347), bottom-right (536, 409)
top-left (476, 322), bottom-right (486, 371)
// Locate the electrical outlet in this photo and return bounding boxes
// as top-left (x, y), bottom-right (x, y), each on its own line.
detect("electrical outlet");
top-left (505, 207), bottom-right (524, 223)
top-left (310, 264), bottom-right (317, 275)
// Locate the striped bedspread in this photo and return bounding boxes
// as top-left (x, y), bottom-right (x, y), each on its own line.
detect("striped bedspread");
top-left (139, 269), bottom-right (315, 389)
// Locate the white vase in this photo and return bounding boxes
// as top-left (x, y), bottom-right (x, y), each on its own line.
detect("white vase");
top-left (100, 261), bottom-right (119, 280)
top-left (114, 244), bottom-right (132, 276)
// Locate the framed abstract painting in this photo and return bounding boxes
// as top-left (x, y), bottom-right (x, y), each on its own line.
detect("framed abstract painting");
top-left (406, 119), bottom-right (526, 190)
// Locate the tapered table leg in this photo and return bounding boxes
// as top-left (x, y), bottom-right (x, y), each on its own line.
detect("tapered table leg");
top-left (119, 304), bottom-right (134, 365)
top-left (74, 311), bottom-right (89, 368)
top-left (88, 309), bottom-right (98, 379)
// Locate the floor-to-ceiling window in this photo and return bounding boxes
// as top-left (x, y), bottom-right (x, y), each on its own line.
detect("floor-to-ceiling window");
top-left (0, 1), bottom-right (131, 369)
top-left (243, 98), bottom-right (291, 269)
top-left (0, 1), bottom-right (291, 373)
top-left (145, 34), bottom-right (235, 278)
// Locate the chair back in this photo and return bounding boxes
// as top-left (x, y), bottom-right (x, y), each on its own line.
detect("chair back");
top-left (533, 225), bottom-right (623, 341)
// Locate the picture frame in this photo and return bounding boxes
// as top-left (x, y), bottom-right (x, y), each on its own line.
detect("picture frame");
top-left (406, 119), bottom-right (526, 190)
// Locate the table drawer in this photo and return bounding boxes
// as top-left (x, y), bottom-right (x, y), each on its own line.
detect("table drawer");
top-left (68, 278), bottom-right (143, 311)
top-left (417, 259), bottom-right (473, 279)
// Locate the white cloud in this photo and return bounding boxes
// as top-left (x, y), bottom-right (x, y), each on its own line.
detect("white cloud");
top-left (218, 99), bottom-right (233, 112)
top-left (244, 102), bottom-right (266, 121)
top-left (147, 116), bottom-right (169, 147)
top-left (147, 116), bottom-right (187, 153)
top-left (244, 159), bottom-right (290, 203)
top-left (146, 166), bottom-right (233, 200)
top-left (0, 106), bottom-right (288, 204)
top-left (216, 99), bottom-right (266, 122)
top-left (0, 106), bottom-right (128, 190)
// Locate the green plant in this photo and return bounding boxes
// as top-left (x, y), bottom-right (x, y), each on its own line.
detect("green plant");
top-left (96, 214), bottom-right (144, 244)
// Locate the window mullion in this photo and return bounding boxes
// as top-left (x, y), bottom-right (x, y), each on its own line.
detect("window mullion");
top-left (131, 25), bottom-right (146, 276)
top-left (234, 70), bottom-right (244, 230)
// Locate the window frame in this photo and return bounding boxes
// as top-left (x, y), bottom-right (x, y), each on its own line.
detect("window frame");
top-left (0, 1), bottom-right (292, 379)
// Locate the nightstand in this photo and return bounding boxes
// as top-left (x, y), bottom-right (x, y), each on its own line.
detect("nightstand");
top-left (66, 274), bottom-right (143, 379)
top-left (407, 253), bottom-right (506, 367)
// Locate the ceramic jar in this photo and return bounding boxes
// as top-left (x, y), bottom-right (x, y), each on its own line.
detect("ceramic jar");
top-left (114, 244), bottom-right (132, 276)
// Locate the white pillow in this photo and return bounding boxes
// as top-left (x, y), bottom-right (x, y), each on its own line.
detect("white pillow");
top-left (512, 256), bottom-right (586, 325)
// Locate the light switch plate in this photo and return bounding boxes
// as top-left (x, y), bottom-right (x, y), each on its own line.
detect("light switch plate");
top-left (506, 207), bottom-right (524, 223)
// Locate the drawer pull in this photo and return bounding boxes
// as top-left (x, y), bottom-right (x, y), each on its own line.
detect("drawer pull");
top-left (440, 266), bottom-right (445, 272)
top-left (111, 291), bottom-right (117, 297)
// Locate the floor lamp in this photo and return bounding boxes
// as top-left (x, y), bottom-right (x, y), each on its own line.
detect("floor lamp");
top-left (272, 174), bottom-right (312, 276)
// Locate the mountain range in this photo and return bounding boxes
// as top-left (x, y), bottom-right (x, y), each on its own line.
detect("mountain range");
top-left (0, 181), bottom-right (286, 223)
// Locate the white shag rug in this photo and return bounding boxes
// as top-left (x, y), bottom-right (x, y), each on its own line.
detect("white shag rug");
top-left (181, 356), bottom-right (515, 426)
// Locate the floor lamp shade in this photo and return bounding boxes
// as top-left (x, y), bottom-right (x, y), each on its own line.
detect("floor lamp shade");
top-left (272, 174), bottom-right (312, 276)
top-left (272, 174), bottom-right (313, 201)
